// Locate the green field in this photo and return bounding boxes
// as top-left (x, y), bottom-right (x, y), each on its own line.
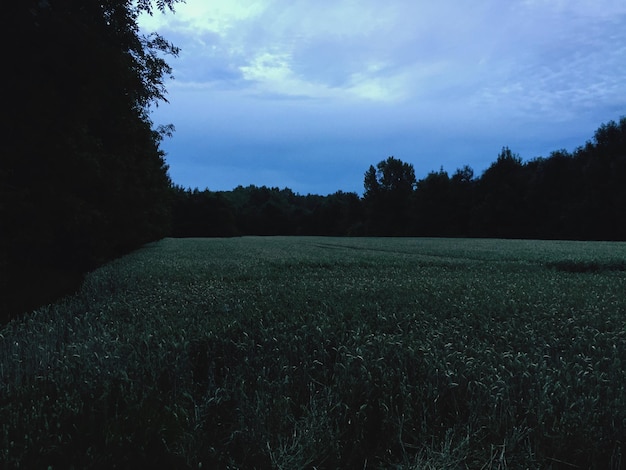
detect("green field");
top-left (2, 237), bottom-right (626, 468)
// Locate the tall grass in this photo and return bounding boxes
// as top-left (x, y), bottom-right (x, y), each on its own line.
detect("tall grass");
top-left (2, 237), bottom-right (626, 468)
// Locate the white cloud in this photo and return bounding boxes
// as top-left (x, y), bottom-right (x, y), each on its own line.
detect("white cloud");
top-left (143, 0), bottom-right (626, 192)
top-left (138, 0), bottom-right (267, 35)
top-left (143, 0), bottom-right (626, 114)
top-left (141, 1), bottom-right (467, 102)
top-left (240, 52), bottom-right (292, 83)
top-left (140, 0), bottom-right (626, 102)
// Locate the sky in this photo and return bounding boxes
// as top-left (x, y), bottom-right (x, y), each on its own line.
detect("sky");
top-left (139, 0), bottom-right (626, 195)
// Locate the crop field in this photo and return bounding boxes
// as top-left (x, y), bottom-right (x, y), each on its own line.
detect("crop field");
top-left (2, 237), bottom-right (626, 468)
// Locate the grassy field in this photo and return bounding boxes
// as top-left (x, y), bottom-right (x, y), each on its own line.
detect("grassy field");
top-left (2, 236), bottom-right (626, 468)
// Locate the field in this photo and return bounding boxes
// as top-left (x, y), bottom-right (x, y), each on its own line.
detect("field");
top-left (2, 237), bottom-right (626, 468)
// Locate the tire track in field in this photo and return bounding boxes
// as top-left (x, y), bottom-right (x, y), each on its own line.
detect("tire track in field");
top-left (308, 240), bottom-right (550, 272)
top-left (308, 241), bottom-right (477, 267)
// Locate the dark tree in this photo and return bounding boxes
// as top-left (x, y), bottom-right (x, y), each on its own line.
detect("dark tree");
top-left (309, 191), bottom-right (364, 236)
top-left (471, 147), bottom-right (529, 238)
top-left (449, 165), bottom-right (475, 236)
top-left (577, 118), bottom-right (626, 239)
top-left (170, 187), bottom-right (238, 238)
top-left (222, 186), bottom-right (302, 235)
top-left (2, 0), bottom-right (181, 321)
top-left (524, 151), bottom-right (582, 239)
top-left (414, 168), bottom-right (451, 236)
top-left (414, 166), bottom-right (475, 237)
top-left (363, 157), bottom-right (417, 235)
top-left (364, 157), bottom-right (417, 196)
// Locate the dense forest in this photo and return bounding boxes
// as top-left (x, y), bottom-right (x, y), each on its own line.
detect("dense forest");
top-left (171, 116), bottom-right (626, 241)
top-left (1, 0), bottom-right (181, 321)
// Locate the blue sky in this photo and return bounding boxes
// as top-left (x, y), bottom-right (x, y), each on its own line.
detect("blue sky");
top-left (139, 0), bottom-right (626, 195)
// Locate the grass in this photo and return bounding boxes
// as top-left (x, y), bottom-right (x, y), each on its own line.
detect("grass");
top-left (1, 236), bottom-right (626, 468)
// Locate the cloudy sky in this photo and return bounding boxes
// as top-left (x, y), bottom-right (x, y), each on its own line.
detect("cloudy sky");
top-left (139, 0), bottom-right (626, 195)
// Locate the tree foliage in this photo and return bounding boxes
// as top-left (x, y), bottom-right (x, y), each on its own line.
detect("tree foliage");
top-left (471, 147), bottom-right (528, 237)
top-left (364, 156), bottom-right (416, 197)
top-left (169, 186), bottom-right (364, 238)
top-left (363, 157), bottom-right (417, 235)
top-left (2, 0), bottom-right (181, 320)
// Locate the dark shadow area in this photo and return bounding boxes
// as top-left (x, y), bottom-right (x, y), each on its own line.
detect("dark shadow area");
top-left (1, 264), bottom-right (84, 325)
top-left (546, 260), bottom-right (626, 274)
top-left (2, 0), bottom-right (178, 324)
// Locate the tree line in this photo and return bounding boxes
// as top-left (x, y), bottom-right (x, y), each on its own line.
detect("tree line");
top-left (171, 116), bottom-right (626, 241)
top-left (2, 0), bottom-right (181, 321)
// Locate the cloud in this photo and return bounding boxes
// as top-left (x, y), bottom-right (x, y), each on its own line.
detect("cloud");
top-left (142, 1), bottom-right (626, 99)
top-left (143, 0), bottom-right (626, 118)
top-left (142, 1), bottom-right (480, 102)
top-left (141, 0), bottom-right (626, 193)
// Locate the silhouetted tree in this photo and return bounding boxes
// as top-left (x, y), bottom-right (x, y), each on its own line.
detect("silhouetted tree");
top-left (577, 118), bottom-right (626, 239)
top-left (309, 191), bottom-right (364, 235)
top-left (363, 157), bottom-right (416, 235)
top-left (524, 151), bottom-right (582, 239)
top-left (449, 165), bottom-right (475, 236)
top-left (168, 185), bottom-right (366, 237)
top-left (171, 187), bottom-right (238, 237)
top-left (471, 147), bottom-right (529, 237)
top-left (413, 166), bottom-right (475, 237)
top-left (221, 186), bottom-right (302, 235)
top-left (414, 168), bottom-right (451, 236)
top-left (2, 0), bottom-right (180, 320)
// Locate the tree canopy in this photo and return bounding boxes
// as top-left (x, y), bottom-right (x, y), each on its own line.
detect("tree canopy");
top-left (363, 157), bottom-right (417, 235)
top-left (2, 0), bottom-right (181, 320)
